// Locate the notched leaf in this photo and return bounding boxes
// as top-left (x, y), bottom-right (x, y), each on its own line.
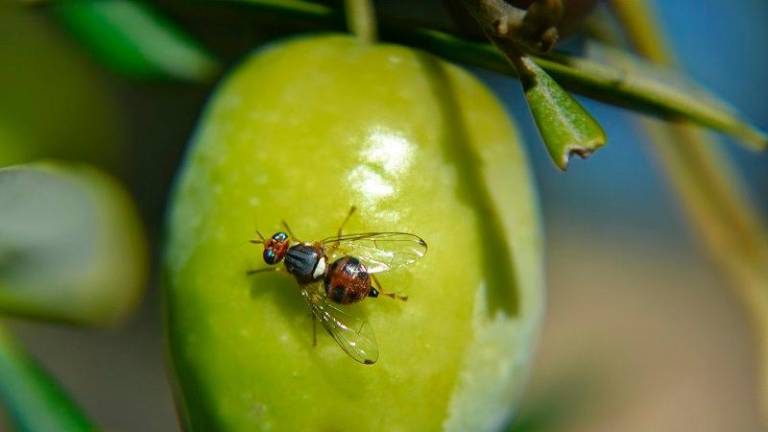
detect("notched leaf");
top-left (515, 55), bottom-right (606, 170)
top-left (561, 139), bottom-right (604, 167)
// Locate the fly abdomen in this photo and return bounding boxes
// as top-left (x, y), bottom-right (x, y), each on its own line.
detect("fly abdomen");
top-left (324, 256), bottom-right (371, 304)
top-left (284, 244), bottom-right (325, 284)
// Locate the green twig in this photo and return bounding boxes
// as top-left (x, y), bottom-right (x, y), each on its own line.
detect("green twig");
top-left (344, 0), bottom-right (377, 42)
top-left (456, 0), bottom-right (562, 52)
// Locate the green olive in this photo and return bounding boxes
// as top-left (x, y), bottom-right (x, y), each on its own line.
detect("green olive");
top-left (164, 35), bottom-right (544, 431)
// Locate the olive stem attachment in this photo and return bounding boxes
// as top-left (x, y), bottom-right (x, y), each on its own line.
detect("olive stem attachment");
top-left (344, 0), bottom-right (377, 43)
top-left (459, 0), bottom-right (605, 169)
top-left (458, 0), bottom-right (563, 52)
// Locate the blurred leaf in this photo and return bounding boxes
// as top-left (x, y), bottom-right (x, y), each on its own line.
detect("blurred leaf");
top-left (0, 3), bottom-right (126, 170)
top-left (55, 0), bottom-right (221, 81)
top-left (0, 162), bottom-right (148, 325)
top-left (0, 325), bottom-right (95, 431)
top-left (514, 53), bottom-right (606, 169)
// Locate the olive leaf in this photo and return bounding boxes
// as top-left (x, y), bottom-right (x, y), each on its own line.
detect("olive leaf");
top-left (514, 54), bottom-right (606, 169)
top-left (0, 162), bottom-right (148, 325)
top-left (55, 0), bottom-right (220, 81)
top-left (542, 42), bottom-right (767, 151)
top-left (454, 0), bottom-right (605, 169)
top-left (0, 326), bottom-right (95, 431)
top-left (396, 29), bottom-right (766, 151)
top-left (50, 0), bottom-right (765, 149)
top-left (215, 0), bottom-right (766, 150)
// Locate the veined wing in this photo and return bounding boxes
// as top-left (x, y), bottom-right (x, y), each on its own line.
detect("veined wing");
top-left (320, 232), bottom-right (427, 274)
top-left (302, 287), bottom-right (378, 365)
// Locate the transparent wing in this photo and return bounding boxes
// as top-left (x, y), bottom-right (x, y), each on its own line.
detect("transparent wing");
top-left (321, 232), bottom-right (428, 274)
top-left (302, 287), bottom-right (379, 365)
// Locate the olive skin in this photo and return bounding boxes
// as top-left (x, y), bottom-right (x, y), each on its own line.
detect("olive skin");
top-left (164, 35), bottom-right (544, 431)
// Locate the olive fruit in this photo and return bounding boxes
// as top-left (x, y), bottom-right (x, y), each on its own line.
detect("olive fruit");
top-left (164, 35), bottom-right (544, 431)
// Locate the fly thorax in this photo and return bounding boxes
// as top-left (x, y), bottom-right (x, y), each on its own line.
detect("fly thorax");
top-left (313, 256), bottom-right (327, 280)
top-left (284, 244), bottom-right (321, 284)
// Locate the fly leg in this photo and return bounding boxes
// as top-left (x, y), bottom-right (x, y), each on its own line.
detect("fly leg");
top-left (312, 312), bottom-right (317, 347)
top-left (248, 231), bottom-right (266, 245)
top-left (327, 206), bottom-right (357, 256)
top-left (370, 274), bottom-right (408, 301)
top-left (246, 267), bottom-right (282, 276)
top-left (337, 206), bottom-right (357, 239)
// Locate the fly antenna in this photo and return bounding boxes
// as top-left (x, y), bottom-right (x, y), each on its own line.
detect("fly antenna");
top-left (281, 220), bottom-right (297, 240)
top-left (249, 230), bottom-right (265, 244)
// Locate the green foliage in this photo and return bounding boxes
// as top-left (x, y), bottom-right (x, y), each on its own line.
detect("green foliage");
top-left (515, 54), bottom-right (605, 169)
top-left (0, 2), bottom-right (125, 169)
top-left (394, 29), bottom-right (766, 152)
top-left (55, 0), bottom-right (220, 81)
top-left (229, 0), bottom-right (767, 154)
top-left (0, 326), bottom-right (94, 432)
top-left (1, 0), bottom-right (764, 429)
top-left (0, 162), bottom-right (148, 325)
top-left (48, 0), bottom-right (766, 167)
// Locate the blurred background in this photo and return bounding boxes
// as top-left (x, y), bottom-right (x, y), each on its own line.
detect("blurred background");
top-left (1, 0), bottom-right (767, 430)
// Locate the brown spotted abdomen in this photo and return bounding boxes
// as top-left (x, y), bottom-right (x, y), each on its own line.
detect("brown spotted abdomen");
top-left (324, 256), bottom-right (371, 304)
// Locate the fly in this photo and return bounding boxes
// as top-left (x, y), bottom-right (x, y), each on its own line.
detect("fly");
top-left (248, 206), bottom-right (427, 364)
